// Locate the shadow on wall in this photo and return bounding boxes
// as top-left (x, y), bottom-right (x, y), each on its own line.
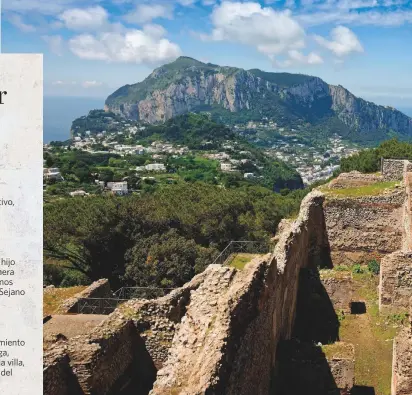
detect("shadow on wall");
top-left (113, 334), bottom-right (157, 395)
top-left (273, 268), bottom-right (343, 395)
top-left (292, 268), bottom-right (340, 344)
top-left (351, 386), bottom-right (376, 395)
top-left (274, 340), bottom-right (342, 395)
top-left (99, 329), bottom-right (157, 395)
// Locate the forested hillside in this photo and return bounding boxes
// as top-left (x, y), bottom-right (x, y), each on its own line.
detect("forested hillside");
top-left (44, 183), bottom-right (307, 289)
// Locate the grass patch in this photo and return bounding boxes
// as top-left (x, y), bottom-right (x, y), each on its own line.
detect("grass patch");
top-left (319, 268), bottom-right (352, 280)
top-left (227, 253), bottom-right (258, 270)
top-left (321, 181), bottom-right (400, 198)
top-left (43, 286), bottom-right (87, 316)
top-left (339, 270), bottom-right (404, 395)
top-left (321, 342), bottom-right (354, 360)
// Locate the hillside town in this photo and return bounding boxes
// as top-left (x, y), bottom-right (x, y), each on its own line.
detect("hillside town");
top-left (43, 111), bottom-right (360, 197)
top-left (266, 134), bottom-right (358, 185)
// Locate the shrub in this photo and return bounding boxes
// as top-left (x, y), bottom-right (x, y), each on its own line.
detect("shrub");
top-left (352, 264), bottom-right (364, 274)
top-left (367, 259), bottom-right (380, 275)
top-left (335, 265), bottom-right (349, 272)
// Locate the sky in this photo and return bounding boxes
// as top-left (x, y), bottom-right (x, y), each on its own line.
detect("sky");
top-left (2, 0), bottom-right (412, 109)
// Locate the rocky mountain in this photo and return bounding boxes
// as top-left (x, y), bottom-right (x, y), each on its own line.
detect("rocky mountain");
top-left (105, 56), bottom-right (412, 143)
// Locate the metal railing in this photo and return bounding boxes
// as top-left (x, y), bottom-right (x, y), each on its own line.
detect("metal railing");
top-left (75, 241), bottom-right (272, 314)
top-left (212, 240), bottom-right (273, 267)
top-left (77, 297), bottom-right (128, 314)
top-left (113, 287), bottom-right (176, 300)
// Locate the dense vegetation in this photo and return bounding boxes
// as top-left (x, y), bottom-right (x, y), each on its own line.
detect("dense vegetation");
top-left (44, 183), bottom-right (307, 289)
top-left (71, 109), bottom-right (124, 135)
top-left (339, 139), bottom-right (412, 173)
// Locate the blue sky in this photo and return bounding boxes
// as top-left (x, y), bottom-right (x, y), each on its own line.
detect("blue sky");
top-left (2, 0), bottom-right (412, 109)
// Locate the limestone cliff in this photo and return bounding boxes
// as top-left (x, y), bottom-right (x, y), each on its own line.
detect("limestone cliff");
top-left (105, 56), bottom-right (412, 140)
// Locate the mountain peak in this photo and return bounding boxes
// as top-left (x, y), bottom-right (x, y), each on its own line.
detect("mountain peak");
top-left (105, 58), bottom-right (412, 142)
top-left (164, 56), bottom-right (208, 69)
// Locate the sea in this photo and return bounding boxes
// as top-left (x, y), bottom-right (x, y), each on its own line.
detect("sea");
top-left (44, 96), bottom-right (104, 143)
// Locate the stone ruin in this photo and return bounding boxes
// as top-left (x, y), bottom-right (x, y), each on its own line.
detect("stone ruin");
top-left (43, 158), bottom-right (412, 395)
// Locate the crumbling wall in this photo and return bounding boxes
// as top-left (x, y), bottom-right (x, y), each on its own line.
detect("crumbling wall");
top-left (320, 271), bottom-right (353, 313)
top-left (43, 346), bottom-right (82, 395)
top-left (379, 251), bottom-right (412, 312)
top-left (43, 270), bottom-right (208, 394)
top-left (324, 190), bottom-right (404, 266)
top-left (328, 171), bottom-right (383, 189)
top-left (151, 191), bottom-right (330, 395)
top-left (122, 270), bottom-right (208, 369)
top-left (382, 159), bottom-right (411, 181)
top-left (67, 319), bottom-right (155, 395)
top-left (58, 279), bottom-right (112, 314)
top-left (391, 298), bottom-right (412, 395)
top-left (403, 172), bottom-right (412, 251)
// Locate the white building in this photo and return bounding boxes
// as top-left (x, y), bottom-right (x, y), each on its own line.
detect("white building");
top-left (70, 190), bottom-right (89, 197)
top-left (244, 173), bottom-right (255, 179)
top-left (108, 181), bottom-right (128, 196)
top-left (44, 167), bottom-right (63, 181)
top-left (145, 163), bottom-right (166, 172)
top-left (221, 163), bottom-right (233, 172)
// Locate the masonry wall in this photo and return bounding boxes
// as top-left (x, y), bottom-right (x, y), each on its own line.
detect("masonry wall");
top-left (382, 159), bottom-right (411, 181)
top-left (323, 190), bottom-right (404, 266)
top-left (43, 271), bottom-right (208, 394)
top-left (379, 251), bottom-right (412, 312)
top-left (151, 191), bottom-right (331, 395)
top-left (43, 348), bottom-right (82, 395)
top-left (403, 172), bottom-right (412, 251)
top-left (391, 298), bottom-right (412, 395)
top-left (58, 279), bottom-right (112, 314)
top-left (320, 272), bottom-right (353, 313)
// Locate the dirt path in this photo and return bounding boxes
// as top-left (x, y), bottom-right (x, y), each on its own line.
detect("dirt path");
top-left (340, 273), bottom-right (399, 395)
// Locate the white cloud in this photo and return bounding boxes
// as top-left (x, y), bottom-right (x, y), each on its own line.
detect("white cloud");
top-left (124, 4), bottom-right (173, 24)
top-left (202, 2), bottom-right (306, 58)
top-left (2, 0), bottom-right (102, 16)
top-left (6, 13), bottom-right (36, 32)
top-left (273, 50), bottom-right (324, 67)
top-left (69, 25), bottom-right (182, 64)
top-left (82, 80), bottom-right (103, 88)
top-left (314, 26), bottom-right (363, 57)
top-left (42, 35), bottom-right (64, 55)
top-left (52, 80), bottom-right (77, 85)
top-left (59, 6), bottom-right (109, 31)
top-left (299, 0), bottom-right (408, 10)
top-left (298, 4), bottom-right (412, 26)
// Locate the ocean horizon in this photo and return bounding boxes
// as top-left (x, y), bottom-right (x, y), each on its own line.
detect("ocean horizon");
top-left (44, 96), bottom-right (104, 143)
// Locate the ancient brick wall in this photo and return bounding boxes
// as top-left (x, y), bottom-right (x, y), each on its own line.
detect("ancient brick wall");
top-left (42, 271), bottom-right (208, 395)
top-left (57, 279), bottom-right (112, 314)
top-left (379, 251), bottom-right (412, 312)
top-left (403, 172), bottom-right (412, 251)
top-left (320, 272), bottom-right (353, 313)
top-left (323, 190), bottom-right (404, 266)
top-left (382, 159), bottom-right (411, 181)
top-left (391, 298), bottom-right (412, 395)
top-left (43, 347), bottom-right (82, 395)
